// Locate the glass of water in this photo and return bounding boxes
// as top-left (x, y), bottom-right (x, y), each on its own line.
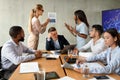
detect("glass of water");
top-left (68, 49), bottom-right (73, 59)
top-left (39, 68), bottom-right (45, 80)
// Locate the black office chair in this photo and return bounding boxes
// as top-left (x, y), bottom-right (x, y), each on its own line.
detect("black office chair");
top-left (0, 46), bottom-right (7, 80)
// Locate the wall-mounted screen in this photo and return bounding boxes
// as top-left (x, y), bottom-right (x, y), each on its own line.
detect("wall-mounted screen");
top-left (102, 8), bottom-right (120, 33)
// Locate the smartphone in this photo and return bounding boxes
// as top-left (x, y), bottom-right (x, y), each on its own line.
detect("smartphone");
top-left (94, 75), bottom-right (109, 79)
top-left (45, 71), bottom-right (59, 79)
top-left (46, 57), bottom-right (56, 60)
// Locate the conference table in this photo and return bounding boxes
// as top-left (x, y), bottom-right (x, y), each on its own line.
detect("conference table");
top-left (9, 51), bottom-right (120, 80)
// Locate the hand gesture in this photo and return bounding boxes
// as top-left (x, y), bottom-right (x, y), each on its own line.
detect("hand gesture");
top-left (64, 23), bottom-right (73, 31)
top-left (73, 48), bottom-right (79, 56)
top-left (46, 18), bottom-right (50, 23)
top-left (72, 28), bottom-right (77, 34)
top-left (48, 33), bottom-right (52, 39)
top-left (35, 50), bottom-right (42, 58)
top-left (76, 56), bottom-right (86, 64)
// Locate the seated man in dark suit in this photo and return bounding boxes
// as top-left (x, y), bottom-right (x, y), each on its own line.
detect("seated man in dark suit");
top-left (46, 27), bottom-right (70, 50)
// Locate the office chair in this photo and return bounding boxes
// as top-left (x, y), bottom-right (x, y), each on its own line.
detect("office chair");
top-left (0, 46), bottom-right (7, 80)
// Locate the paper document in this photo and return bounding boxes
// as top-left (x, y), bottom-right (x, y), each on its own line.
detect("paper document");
top-left (79, 52), bottom-right (94, 58)
top-left (48, 12), bottom-right (56, 23)
top-left (20, 62), bottom-right (39, 73)
top-left (61, 62), bottom-right (74, 70)
top-left (42, 53), bottom-right (48, 58)
top-left (58, 76), bottom-right (75, 80)
top-left (46, 54), bottom-right (59, 58)
top-left (50, 50), bottom-right (61, 55)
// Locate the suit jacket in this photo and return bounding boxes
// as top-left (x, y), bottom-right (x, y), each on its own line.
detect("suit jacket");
top-left (46, 35), bottom-right (70, 50)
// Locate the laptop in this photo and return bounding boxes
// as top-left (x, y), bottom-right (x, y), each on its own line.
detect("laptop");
top-left (60, 44), bottom-right (76, 54)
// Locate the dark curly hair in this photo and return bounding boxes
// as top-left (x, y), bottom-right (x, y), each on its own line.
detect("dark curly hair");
top-left (9, 26), bottom-right (22, 38)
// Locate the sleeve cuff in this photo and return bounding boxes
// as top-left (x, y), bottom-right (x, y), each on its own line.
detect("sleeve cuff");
top-left (47, 38), bottom-right (51, 41)
top-left (78, 48), bottom-right (84, 51)
top-left (31, 54), bottom-right (36, 59)
top-left (86, 57), bottom-right (91, 62)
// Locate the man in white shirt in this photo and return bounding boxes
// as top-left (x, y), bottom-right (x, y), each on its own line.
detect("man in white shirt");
top-left (74, 24), bottom-right (106, 55)
top-left (1, 26), bottom-right (42, 79)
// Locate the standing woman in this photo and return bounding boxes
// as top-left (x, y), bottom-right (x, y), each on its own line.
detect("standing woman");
top-left (28, 4), bottom-right (49, 50)
top-left (65, 10), bottom-right (89, 49)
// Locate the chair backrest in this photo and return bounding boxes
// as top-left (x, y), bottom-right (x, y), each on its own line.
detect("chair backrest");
top-left (0, 46), bottom-right (2, 69)
top-left (0, 46), bottom-right (6, 80)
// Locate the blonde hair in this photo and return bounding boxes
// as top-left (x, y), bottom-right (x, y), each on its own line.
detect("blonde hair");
top-left (28, 4), bottom-right (43, 33)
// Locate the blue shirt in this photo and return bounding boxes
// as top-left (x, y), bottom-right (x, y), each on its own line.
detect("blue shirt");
top-left (1, 39), bottom-right (36, 70)
top-left (76, 22), bottom-right (88, 49)
top-left (86, 46), bottom-right (120, 74)
top-left (53, 40), bottom-right (61, 50)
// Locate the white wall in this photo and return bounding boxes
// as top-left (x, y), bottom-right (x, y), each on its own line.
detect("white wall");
top-left (0, 0), bottom-right (120, 49)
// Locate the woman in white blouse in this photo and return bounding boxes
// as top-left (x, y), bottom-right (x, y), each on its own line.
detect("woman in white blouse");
top-left (65, 10), bottom-right (89, 49)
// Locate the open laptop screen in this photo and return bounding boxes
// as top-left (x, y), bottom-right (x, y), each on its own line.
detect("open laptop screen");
top-left (61, 44), bottom-right (76, 54)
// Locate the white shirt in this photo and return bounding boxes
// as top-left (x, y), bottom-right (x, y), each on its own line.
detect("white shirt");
top-left (76, 22), bottom-right (88, 49)
top-left (79, 38), bottom-right (106, 55)
top-left (1, 39), bottom-right (36, 70)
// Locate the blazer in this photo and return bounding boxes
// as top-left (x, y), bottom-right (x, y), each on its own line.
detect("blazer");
top-left (46, 35), bottom-right (70, 50)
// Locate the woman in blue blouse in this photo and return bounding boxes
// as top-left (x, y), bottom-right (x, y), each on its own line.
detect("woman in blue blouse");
top-left (74, 28), bottom-right (120, 74)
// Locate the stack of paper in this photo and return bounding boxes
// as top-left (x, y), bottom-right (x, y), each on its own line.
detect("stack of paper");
top-left (20, 62), bottom-right (39, 73)
top-left (79, 52), bottom-right (94, 58)
top-left (42, 53), bottom-right (49, 58)
top-left (46, 54), bottom-right (59, 59)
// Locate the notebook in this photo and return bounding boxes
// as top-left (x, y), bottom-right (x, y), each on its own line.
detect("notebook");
top-left (20, 62), bottom-right (39, 73)
top-left (79, 52), bottom-right (94, 58)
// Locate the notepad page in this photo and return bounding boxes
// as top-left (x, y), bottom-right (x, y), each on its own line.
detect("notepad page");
top-left (79, 52), bottom-right (94, 58)
top-left (20, 62), bottom-right (39, 73)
